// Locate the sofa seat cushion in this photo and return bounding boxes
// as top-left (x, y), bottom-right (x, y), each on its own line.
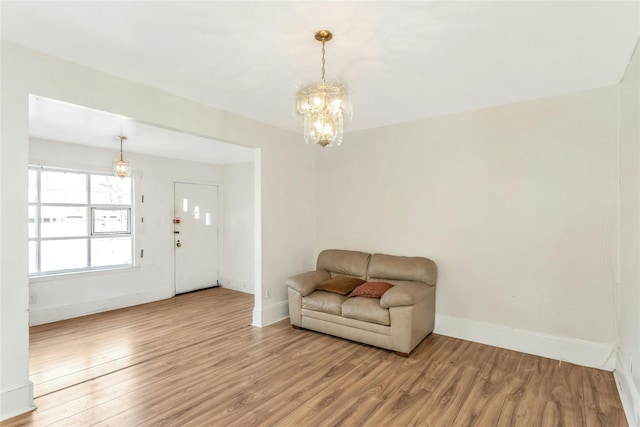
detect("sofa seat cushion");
top-left (302, 291), bottom-right (348, 316)
top-left (341, 297), bottom-right (390, 326)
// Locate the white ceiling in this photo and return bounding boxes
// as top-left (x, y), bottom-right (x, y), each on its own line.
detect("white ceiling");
top-left (3, 1), bottom-right (639, 135)
top-left (28, 96), bottom-right (255, 165)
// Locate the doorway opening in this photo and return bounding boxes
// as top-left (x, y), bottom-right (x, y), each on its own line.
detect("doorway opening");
top-left (27, 94), bottom-right (261, 401)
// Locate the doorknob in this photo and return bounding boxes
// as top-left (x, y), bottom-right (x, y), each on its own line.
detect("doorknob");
top-left (176, 240), bottom-right (182, 248)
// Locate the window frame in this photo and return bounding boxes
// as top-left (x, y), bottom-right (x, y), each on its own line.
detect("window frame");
top-left (28, 165), bottom-right (136, 277)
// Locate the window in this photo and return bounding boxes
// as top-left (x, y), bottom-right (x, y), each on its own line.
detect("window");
top-left (29, 166), bottom-right (134, 276)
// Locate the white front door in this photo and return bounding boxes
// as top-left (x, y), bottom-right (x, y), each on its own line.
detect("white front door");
top-left (174, 182), bottom-right (219, 294)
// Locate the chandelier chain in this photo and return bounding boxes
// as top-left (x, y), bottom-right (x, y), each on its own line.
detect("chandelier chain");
top-left (117, 135), bottom-right (126, 161)
top-left (321, 40), bottom-right (326, 83)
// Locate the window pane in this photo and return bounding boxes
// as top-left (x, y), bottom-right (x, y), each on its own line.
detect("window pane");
top-left (40, 206), bottom-right (88, 238)
top-left (41, 239), bottom-right (87, 272)
top-left (91, 175), bottom-right (132, 205)
top-left (91, 237), bottom-right (132, 267)
top-left (93, 209), bottom-right (130, 234)
top-left (29, 166), bottom-right (135, 277)
top-left (28, 169), bottom-right (38, 203)
top-left (29, 241), bottom-right (37, 274)
top-left (41, 170), bottom-right (87, 204)
top-left (28, 205), bottom-right (37, 238)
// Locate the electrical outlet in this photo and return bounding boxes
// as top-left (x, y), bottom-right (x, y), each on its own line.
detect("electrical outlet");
top-left (265, 288), bottom-right (271, 298)
top-left (29, 294), bottom-right (37, 304)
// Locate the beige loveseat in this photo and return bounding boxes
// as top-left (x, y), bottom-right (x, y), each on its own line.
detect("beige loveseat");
top-left (286, 249), bottom-right (437, 356)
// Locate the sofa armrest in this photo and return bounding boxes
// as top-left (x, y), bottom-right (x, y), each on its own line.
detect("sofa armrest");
top-left (380, 282), bottom-right (430, 308)
top-left (286, 270), bottom-right (331, 297)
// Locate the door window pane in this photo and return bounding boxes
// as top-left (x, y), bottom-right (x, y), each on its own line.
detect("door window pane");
top-left (92, 209), bottom-right (130, 234)
top-left (41, 239), bottom-right (88, 272)
top-left (91, 175), bottom-right (132, 205)
top-left (40, 206), bottom-right (88, 238)
top-left (41, 170), bottom-right (87, 204)
top-left (91, 237), bottom-right (132, 267)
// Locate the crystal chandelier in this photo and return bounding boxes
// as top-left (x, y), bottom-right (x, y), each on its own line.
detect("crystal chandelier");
top-left (113, 135), bottom-right (131, 178)
top-left (295, 30), bottom-right (352, 147)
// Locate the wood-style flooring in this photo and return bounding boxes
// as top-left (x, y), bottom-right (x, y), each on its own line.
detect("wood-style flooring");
top-left (2, 287), bottom-right (627, 426)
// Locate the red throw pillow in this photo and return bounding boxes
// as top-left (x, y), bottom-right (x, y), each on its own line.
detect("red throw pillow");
top-left (349, 281), bottom-right (394, 298)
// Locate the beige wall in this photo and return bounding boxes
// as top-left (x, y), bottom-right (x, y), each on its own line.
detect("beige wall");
top-left (617, 39), bottom-right (640, 426)
top-left (221, 161), bottom-right (255, 293)
top-left (0, 41), bottom-right (316, 420)
top-left (315, 86), bottom-right (619, 362)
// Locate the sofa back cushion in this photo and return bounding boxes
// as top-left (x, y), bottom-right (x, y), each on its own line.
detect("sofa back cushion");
top-left (317, 249), bottom-right (371, 280)
top-left (368, 253), bottom-right (437, 286)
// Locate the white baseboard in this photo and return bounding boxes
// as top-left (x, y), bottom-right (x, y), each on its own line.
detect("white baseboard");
top-left (219, 276), bottom-right (254, 294)
top-left (251, 300), bottom-right (289, 328)
top-left (614, 351), bottom-right (640, 427)
top-left (263, 300), bottom-right (289, 326)
top-left (0, 381), bottom-right (35, 422)
top-left (434, 314), bottom-right (616, 371)
top-left (252, 308), bottom-right (263, 327)
top-left (29, 289), bottom-right (173, 325)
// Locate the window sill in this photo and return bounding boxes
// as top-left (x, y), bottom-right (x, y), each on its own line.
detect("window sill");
top-left (29, 265), bottom-right (140, 283)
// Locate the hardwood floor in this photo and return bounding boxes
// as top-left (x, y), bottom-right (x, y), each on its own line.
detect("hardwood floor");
top-left (2, 288), bottom-right (626, 426)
